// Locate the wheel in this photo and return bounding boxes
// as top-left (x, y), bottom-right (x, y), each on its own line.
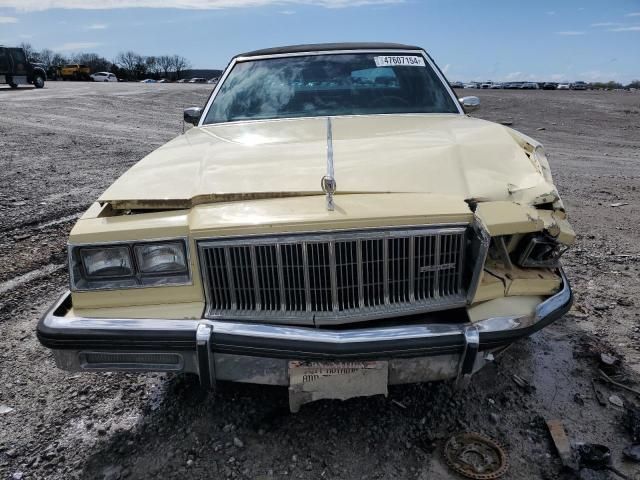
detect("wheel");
top-left (33, 74), bottom-right (45, 88)
top-left (9, 82), bottom-right (18, 89)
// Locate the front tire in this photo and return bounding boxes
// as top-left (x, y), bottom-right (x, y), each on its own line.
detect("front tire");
top-left (34, 75), bottom-right (45, 88)
top-left (9, 82), bottom-right (18, 89)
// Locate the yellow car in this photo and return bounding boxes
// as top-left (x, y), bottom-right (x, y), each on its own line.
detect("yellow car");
top-left (38, 43), bottom-right (574, 412)
top-left (60, 63), bottom-right (91, 80)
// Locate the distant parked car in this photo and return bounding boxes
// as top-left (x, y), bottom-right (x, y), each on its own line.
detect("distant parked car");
top-left (450, 81), bottom-right (464, 89)
top-left (480, 82), bottom-right (493, 89)
top-left (489, 83), bottom-right (503, 89)
top-left (520, 82), bottom-right (539, 89)
top-left (207, 77), bottom-right (219, 84)
top-left (542, 82), bottom-right (557, 90)
top-left (503, 82), bottom-right (523, 89)
top-left (176, 78), bottom-right (187, 83)
top-left (0, 46), bottom-right (46, 88)
top-left (557, 83), bottom-right (570, 90)
top-left (139, 79), bottom-right (157, 83)
top-left (188, 77), bottom-right (207, 83)
top-left (157, 78), bottom-right (170, 83)
top-left (571, 81), bottom-right (588, 90)
top-left (90, 72), bottom-right (117, 82)
top-left (463, 82), bottom-right (479, 89)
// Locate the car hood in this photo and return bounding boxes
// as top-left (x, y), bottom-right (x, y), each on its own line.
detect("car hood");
top-left (99, 114), bottom-right (558, 210)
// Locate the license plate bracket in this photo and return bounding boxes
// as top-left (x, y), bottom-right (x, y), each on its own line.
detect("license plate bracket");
top-left (288, 360), bottom-right (388, 412)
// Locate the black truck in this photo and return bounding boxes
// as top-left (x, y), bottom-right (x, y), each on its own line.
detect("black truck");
top-left (0, 46), bottom-right (46, 88)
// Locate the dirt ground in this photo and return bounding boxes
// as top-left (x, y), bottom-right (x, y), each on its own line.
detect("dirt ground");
top-left (1, 82), bottom-right (639, 480)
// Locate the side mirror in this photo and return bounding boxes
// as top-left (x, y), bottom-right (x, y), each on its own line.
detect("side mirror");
top-left (459, 96), bottom-right (480, 112)
top-left (183, 107), bottom-right (202, 126)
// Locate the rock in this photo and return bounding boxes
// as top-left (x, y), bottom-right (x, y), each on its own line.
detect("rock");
top-left (233, 437), bottom-right (244, 448)
top-left (187, 459), bottom-right (194, 467)
top-left (0, 405), bottom-right (14, 414)
top-left (489, 413), bottom-right (500, 424)
top-left (609, 395), bottom-right (624, 408)
top-left (102, 465), bottom-right (122, 480)
top-left (11, 472), bottom-right (24, 480)
top-left (6, 449), bottom-right (18, 458)
top-left (623, 444), bottom-right (640, 462)
top-left (536, 127), bottom-right (546, 131)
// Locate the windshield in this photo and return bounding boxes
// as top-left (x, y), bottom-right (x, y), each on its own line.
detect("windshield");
top-left (203, 53), bottom-right (459, 124)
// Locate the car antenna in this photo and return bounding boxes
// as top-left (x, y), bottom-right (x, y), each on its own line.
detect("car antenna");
top-left (321, 117), bottom-right (337, 211)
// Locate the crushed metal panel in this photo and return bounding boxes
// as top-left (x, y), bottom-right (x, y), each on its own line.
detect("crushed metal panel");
top-left (475, 201), bottom-right (544, 236)
top-left (485, 262), bottom-right (561, 297)
top-left (537, 210), bottom-right (576, 245)
top-left (472, 269), bottom-right (506, 303)
top-left (288, 360), bottom-right (388, 412)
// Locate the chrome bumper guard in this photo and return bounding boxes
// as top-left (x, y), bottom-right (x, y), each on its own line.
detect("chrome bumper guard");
top-left (37, 271), bottom-right (572, 388)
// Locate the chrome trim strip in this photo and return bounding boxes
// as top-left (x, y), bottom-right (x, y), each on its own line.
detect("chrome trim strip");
top-left (466, 222), bottom-right (490, 303)
top-left (196, 323), bottom-right (214, 389)
top-left (323, 116), bottom-right (336, 211)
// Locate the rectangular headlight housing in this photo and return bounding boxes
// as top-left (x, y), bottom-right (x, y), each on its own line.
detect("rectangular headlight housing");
top-left (69, 239), bottom-right (191, 291)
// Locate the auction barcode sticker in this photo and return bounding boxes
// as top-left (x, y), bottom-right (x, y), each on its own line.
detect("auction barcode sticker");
top-left (374, 56), bottom-right (425, 67)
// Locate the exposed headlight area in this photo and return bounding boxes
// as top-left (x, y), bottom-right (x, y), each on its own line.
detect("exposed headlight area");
top-left (515, 233), bottom-right (568, 268)
top-left (488, 233), bottom-right (567, 269)
top-left (69, 240), bottom-right (190, 290)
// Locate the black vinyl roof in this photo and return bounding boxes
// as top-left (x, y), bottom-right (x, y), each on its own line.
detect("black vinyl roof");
top-left (237, 42), bottom-right (423, 58)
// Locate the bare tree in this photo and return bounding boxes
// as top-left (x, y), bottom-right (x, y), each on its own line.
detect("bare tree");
top-left (37, 48), bottom-right (55, 68)
top-left (145, 56), bottom-right (161, 77)
top-left (19, 42), bottom-right (37, 61)
top-left (157, 55), bottom-right (173, 79)
top-left (115, 51), bottom-right (143, 78)
top-left (73, 52), bottom-right (111, 73)
top-left (51, 53), bottom-right (68, 67)
top-left (170, 55), bottom-right (191, 80)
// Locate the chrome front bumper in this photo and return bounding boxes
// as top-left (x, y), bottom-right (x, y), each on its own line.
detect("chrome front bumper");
top-left (37, 271), bottom-right (572, 389)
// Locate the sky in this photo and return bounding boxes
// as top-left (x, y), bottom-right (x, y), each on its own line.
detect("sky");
top-left (0, 0), bottom-right (639, 83)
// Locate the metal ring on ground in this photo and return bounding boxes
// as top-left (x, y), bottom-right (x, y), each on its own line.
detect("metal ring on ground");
top-left (443, 432), bottom-right (509, 479)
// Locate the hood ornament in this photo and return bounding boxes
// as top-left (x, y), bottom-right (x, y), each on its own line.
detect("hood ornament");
top-left (322, 117), bottom-right (336, 211)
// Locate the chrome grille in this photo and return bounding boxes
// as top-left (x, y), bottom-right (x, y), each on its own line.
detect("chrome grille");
top-left (199, 227), bottom-right (468, 324)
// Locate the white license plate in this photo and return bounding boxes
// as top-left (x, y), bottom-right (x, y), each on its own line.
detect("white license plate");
top-left (288, 360), bottom-right (388, 412)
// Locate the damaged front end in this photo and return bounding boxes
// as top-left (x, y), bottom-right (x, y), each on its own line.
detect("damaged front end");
top-left (472, 200), bottom-right (574, 304)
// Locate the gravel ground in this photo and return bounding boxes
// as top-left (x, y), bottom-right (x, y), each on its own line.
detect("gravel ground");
top-left (1, 82), bottom-right (639, 480)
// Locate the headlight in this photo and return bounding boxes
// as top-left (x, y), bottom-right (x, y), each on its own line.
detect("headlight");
top-left (134, 243), bottom-right (187, 274)
top-left (80, 246), bottom-right (134, 278)
top-left (69, 239), bottom-right (191, 291)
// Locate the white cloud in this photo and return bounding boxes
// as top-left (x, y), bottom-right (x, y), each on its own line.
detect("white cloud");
top-left (280, 9), bottom-right (295, 14)
top-left (591, 22), bottom-right (622, 27)
top-left (84, 23), bottom-right (108, 29)
top-left (0, 15), bottom-right (18, 22)
top-left (53, 41), bottom-right (102, 51)
top-left (609, 25), bottom-right (640, 31)
top-left (19, 33), bottom-right (33, 38)
top-left (555, 31), bottom-right (585, 35)
top-left (626, 12), bottom-right (640, 17)
top-left (505, 71), bottom-right (522, 80)
top-left (0, 0), bottom-right (404, 10)
top-left (442, 63), bottom-right (450, 74)
top-left (546, 11), bottom-right (555, 15)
